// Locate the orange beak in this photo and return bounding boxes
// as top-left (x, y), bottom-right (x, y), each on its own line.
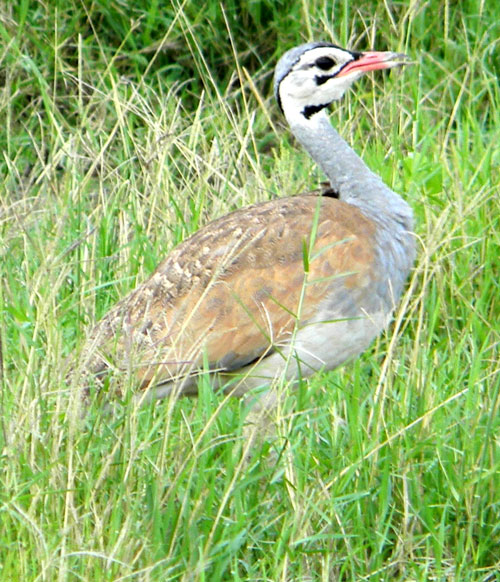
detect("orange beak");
top-left (336, 51), bottom-right (410, 78)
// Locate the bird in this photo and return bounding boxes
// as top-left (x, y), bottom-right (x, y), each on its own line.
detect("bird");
top-left (74, 42), bottom-right (415, 412)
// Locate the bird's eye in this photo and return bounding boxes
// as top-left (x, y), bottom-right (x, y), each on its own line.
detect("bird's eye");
top-left (315, 56), bottom-right (336, 70)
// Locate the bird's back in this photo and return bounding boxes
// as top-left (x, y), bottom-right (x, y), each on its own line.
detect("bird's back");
top-left (79, 193), bottom-right (400, 396)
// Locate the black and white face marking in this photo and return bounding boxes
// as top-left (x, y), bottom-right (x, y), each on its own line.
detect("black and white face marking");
top-left (274, 42), bottom-right (407, 125)
top-left (313, 52), bottom-right (363, 86)
top-left (275, 45), bottom-right (360, 121)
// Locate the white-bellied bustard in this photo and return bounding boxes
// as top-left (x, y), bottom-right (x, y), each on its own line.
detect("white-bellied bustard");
top-left (75, 42), bottom-right (415, 414)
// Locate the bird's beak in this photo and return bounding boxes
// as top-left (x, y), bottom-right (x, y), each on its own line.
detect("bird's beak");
top-left (336, 51), bottom-right (410, 78)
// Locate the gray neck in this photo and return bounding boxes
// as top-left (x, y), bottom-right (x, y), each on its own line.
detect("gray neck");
top-left (287, 110), bottom-right (413, 233)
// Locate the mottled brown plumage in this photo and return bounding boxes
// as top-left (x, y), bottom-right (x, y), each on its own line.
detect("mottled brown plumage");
top-left (81, 195), bottom-right (377, 390)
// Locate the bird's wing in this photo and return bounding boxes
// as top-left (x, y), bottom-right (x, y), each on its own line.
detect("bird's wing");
top-left (80, 194), bottom-right (378, 389)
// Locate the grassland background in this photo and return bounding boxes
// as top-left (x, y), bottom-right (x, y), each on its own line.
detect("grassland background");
top-left (0, 0), bottom-right (498, 581)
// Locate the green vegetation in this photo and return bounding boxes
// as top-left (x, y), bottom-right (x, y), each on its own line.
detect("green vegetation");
top-left (0, 0), bottom-right (498, 580)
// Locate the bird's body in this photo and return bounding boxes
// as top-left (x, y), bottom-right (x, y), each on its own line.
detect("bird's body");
top-left (77, 42), bottom-right (415, 406)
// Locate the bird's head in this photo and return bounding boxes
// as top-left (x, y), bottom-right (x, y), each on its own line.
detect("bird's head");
top-left (274, 42), bottom-right (409, 122)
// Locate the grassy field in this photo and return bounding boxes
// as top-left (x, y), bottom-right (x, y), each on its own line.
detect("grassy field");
top-left (1, 0), bottom-right (498, 580)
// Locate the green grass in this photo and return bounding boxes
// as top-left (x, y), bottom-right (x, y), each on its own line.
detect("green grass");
top-left (1, 0), bottom-right (499, 580)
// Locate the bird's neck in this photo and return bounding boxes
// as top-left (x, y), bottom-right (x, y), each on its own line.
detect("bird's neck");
top-left (286, 109), bottom-right (413, 231)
